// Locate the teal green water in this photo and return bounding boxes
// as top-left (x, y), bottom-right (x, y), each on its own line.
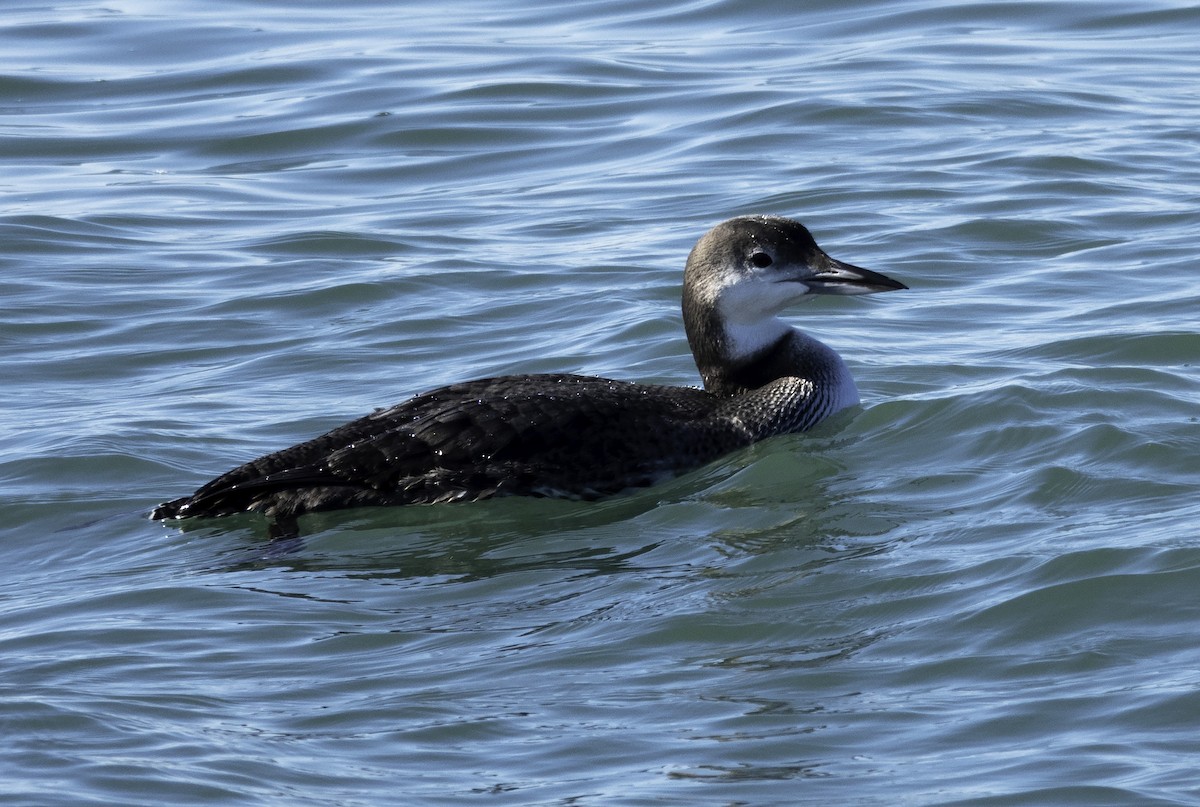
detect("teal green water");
top-left (3, 1), bottom-right (1200, 804)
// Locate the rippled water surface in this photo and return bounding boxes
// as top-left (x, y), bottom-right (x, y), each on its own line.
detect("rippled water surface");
top-left (3, 1), bottom-right (1199, 804)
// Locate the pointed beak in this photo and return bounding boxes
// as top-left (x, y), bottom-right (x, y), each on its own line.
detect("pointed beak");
top-left (803, 254), bottom-right (908, 295)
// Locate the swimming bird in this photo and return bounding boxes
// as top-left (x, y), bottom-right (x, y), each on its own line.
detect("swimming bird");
top-left (152, 215), bottom-right (905, 524)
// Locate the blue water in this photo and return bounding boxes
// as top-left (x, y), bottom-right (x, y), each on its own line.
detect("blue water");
top-left (3, 1), bottom-right (1199, 804)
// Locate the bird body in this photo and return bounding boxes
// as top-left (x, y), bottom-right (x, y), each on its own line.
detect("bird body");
top-left (152, 216), bottom-right (906, 523)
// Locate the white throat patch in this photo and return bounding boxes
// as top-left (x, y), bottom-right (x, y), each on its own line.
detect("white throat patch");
top-left (722, 315), bottom-right (791, 361)
top-left (714, 278), bottom-right (813, 361)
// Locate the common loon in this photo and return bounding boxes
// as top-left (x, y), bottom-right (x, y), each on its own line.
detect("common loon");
top-left (152, 215), bottom-right (905, 524)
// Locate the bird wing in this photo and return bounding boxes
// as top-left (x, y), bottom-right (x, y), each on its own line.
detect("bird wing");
top-left (162, 374), bottom-right (742, 517)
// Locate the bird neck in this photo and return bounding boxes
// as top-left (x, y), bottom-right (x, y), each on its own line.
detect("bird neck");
top-left (686, 300), bottom-right (856, 404)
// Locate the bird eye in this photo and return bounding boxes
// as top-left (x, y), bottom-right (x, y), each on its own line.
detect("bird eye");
top-left (750, 251), bottom-right (773, 268)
